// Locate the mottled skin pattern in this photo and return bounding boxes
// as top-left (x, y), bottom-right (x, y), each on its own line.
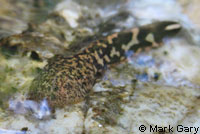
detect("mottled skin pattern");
top-left (28, 21), bottom-right (181, 108)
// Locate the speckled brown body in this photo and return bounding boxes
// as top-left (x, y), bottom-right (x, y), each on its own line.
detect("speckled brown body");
top-left (28, 21), bottom-right (181, 108)
top-left (29, 54), bottom-right (98, 107)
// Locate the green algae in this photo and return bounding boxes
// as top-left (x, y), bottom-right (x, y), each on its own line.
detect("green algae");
top-left (91, 89), bottom-right (125, 126)
top-left (90, 78), bottom-right (136, 126)
top-left (0, 66), bottom-right (19, 108)
top-left (0, 48), bottom-right (45, 110)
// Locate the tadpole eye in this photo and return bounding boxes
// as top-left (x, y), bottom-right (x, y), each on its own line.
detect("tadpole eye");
top-left (30, 51), bottom-right (41, 61)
